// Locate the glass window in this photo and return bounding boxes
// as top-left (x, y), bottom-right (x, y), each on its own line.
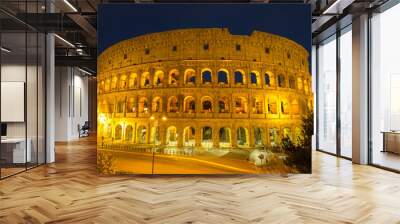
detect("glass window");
top-left (317, 35), bottom-right (337, 154)
top-left (339, 28), bottom-right (352, 158)
top-left (371, 4), bottom-right (400, 171)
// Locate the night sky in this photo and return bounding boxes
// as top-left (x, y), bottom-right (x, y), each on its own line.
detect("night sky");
top-left (98, 4), bottom-right (311, 55)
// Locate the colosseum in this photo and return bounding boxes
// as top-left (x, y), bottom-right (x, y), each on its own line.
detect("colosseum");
top-left (97, 28), bottom-right (313, 149)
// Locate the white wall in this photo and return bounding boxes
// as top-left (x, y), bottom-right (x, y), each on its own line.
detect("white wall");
top-left (55, 67), bottom-right (89, 141)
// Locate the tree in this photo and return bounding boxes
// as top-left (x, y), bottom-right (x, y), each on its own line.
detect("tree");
top-left (282, 112), bottom-right (313, 173)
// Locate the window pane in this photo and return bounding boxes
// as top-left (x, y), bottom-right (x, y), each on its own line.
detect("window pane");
top-left (371, 4), bottom-right (400, 171)
top-left (340, 29), bottom-right (352, 158)
top-left (317, 36), bottom-right (337, 154)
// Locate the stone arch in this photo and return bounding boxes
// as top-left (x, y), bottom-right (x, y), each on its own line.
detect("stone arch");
top-left (128, 73), bottom-right (137, 89)
top-left (281, 98), bottom-right (290, 114)
top-left (236, 127), bottom-right (249, 146)
top-left (264, 72), bottom-right (271, 87)
top-left (119, 74), bottom-right (127, 90)
top-left (254, 127), bottom-right (264, 146)
top-left (183, 126), bottom-right (195, 146)
top-left (150, 126), bottom-right (160, 145)
top-left (184, 96), bottom-right (196, 113)
top-left (218, 97), bottom-right (229, 113)
top-left (137, 125), bottom-right (147, 144)
top-left (250, 71), bottom-right (260, 85)
top-left (115, 124), bottom-right (122, 140)
top-left (125, 125), bottom-right (133, 142)
top-left (219, 127), bottom-right (231, 147)
top-left (201, 126), bottom-right (213, 147)
top-left (201, 68), bottom-right (212, 84)
top-left (184, 68), bottom-right (196, 85)
top-left (269, 127), bottom-right (279, 146)
top-left (234, 96), bottom-right (248, 114)
top-left (277, 74), bottom-right (285, 88)
top-left (138, 96), bottom-right (149, 113)
top-left (268, 96), bottom-right (277, 114)
top-left (153, 70), bottom-right (164, 86)
top-left (201, 96), bottom-right (213, 112)
top-left (111, 76), bottom-right (118, 91)
top-left (234, 69), bottom-right (245, 85)
top-left (217, 69), bottom-right (229, 84)
top-left (166, 126), bottom-right (177, 146)
top-left (169, 69), bottom-right (180, 85)
top-left (126, 96), bottom-right (136, 113)
top-left (252, 96), bottom-right (263, 114)
top-left (167, 96), bottom-right (179, 113)
top-left (140, 72), bottom-right (151, 87)
top-left (116, 97), bottom-right (125, 113)
top-left (152, 97), bottom-right (162, 112)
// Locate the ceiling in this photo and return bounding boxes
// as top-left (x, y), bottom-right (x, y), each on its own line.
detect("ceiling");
top-left (0, 0), bottom-right (390, 75)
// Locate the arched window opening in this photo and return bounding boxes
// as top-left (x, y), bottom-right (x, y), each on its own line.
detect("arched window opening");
top-left (265, 73), bottom-right (271, 86)
top-left (150, 127), bottom-right (160, 145)
top-left (202, 70), bottom-right (212, 84)
top-left (184, 97), bottom-right (196, 113)
top-left (125, 125), bottom-right (133, 142)
top-left (252, 97), bottom-right (263, 114)
top-left (152, 97), bottom-right (162, 112)
top-left (169, 69), bottom-right (179, 85)
top-left (269, 128), bottom-right (279, 146)
top-left (128, 73), bottom-right (137, 89)
top-left (111, 76), bottom-right (118, 90)
top-left (115, 125), bottom-right (122, 140)
top-left (250, 72), bottom-right (258, 85)
top-left (219, 127), bottom-right (231, 147)
top-left (202, 97), bottom-right (212, 112)
top-left (218, 70), bottom-right (228, 84)
top-left (119, 75), bottom-right (127, 90)
top-left (218, 99), bottom-right (229, 113)
top-left (153, 71), bottom-right (164, 86)
top-left (237, 127), bottom-right (248, 146)
top-left (268, 98), bottom-right (277, 114)
top-left (141, 72), bottom-right (151, 87)
top-left (168, 96), bottom-right (179, 113)
top-left (137, 126), bottom-right (147, 144)
top-left (281, 100), bottom-right (289, 114)
top-left (184, 69), bottom-right (196, 85)
top-left (283, 128), bottom-right (292, 141)
top-left (234, 71), bottom-right (244, 84)
top-left (254, 127), bottom-right (263, 146)
top-left (201, 126), bottom-right (213, 147)
top-left (116, 99), bottom-right (125, 113)
top-left (126, 97), bottom-right (136, 113)
top-left (278, 75), bottom-right (285, 87)
top-left (166, 126), bottom-right (178, 146)
top-left (234, 97), bottom-right (247, 114)
top-left (184, 127), bottom-right (196, 146)
top-left (138, 97), bottom-right (149, 113)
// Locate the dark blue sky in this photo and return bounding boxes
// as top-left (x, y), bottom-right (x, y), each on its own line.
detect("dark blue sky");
top-left (98, 4), bottom-right (311, 55)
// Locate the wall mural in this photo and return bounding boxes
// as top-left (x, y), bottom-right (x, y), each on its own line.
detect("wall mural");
top-left (97, 4), bottom-right (313, 174)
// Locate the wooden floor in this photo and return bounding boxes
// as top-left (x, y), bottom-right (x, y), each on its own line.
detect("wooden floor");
top-left (1, 137), bottom-right (400, 224)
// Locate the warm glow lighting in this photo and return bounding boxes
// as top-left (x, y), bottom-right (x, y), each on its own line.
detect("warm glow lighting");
top-left (99, 113), bottom-right (106, 124)
top-left (162, 116), bottom-right (167, 121)
top-left (54, 34), bottom-right (75, 48)
top-left (150, 116), bottom-right (155, 120)
top-left (1, 47), bottom-right (11, 53)
top-left (63, 0), bottom-right (78, 12)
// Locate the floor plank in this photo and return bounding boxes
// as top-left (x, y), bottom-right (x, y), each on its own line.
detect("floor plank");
top-left (0, 136), bottom-right (399, 224)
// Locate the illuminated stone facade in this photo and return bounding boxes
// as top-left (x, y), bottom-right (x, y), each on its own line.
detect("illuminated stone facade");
top-left (97, 28), bottom-right (313, 148)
